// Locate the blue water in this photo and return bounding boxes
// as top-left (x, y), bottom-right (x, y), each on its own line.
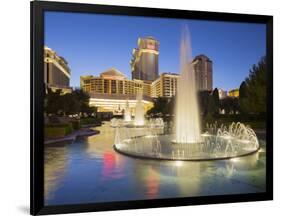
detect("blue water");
top-left (44, 122), bottom-right (266, 206)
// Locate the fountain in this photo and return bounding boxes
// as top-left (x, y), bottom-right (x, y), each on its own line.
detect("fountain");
top-left (174, 26), bottom-right (201, 144)
top-left (114, 121), bottom-right (259, 160)
top-left (124, 100), bottom-right (131, 122)
top-left (111, 92), bottom-right (164, 128)
top-left (113, 25), bottom-right (260, 160)
top-left (110, 118), bottom-right (122, 127)
top-left (134, 90), bottom-right (145, 126)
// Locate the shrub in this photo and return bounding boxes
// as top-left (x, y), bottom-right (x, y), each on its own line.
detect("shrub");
top-left (80, 117), bottom-right (101, 126)
top-left (44, 127), bottom-right (65, 138)
top-left (65, 124), bottom-right (73, 134)
top-left (44, 123), bottom-right (73, 139)
top-left (71, 120), bottom-right (81, 130)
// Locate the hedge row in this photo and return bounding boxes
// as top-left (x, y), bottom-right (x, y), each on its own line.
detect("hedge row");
top-left (80, 117), bottom-right (101, 126)
top-left (44, 123), bottom-right (73, 139)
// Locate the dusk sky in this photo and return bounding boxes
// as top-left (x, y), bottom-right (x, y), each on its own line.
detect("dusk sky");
top-left (45, 11), bottom-right (266, 91)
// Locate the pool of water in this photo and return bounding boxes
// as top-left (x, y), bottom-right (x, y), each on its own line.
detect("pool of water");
top-left (44, 121), bottom-right (266, 206)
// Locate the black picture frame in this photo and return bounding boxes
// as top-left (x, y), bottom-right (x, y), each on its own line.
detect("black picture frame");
top-left (30, 1), bottom-right (273, 215)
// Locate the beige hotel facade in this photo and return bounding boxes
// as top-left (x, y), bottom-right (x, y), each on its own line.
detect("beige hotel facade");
top-left (80, 68), bottom-right (154, 115)
top-left (44, 46), bottom-right (72, 94)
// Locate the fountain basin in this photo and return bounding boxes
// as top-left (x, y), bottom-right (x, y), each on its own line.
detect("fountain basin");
top-left (114, 134), bottom-right (260, 161)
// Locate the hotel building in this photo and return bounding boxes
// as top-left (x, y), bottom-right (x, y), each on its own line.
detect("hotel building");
top-left (193, 54), bottom-right (213, 91)
top-left (130, 37), bottom-right (159, 82)
top-left (151, 73), bottom-right (179, 98)
top-left (80, 68), bottom-right (151, 96)
top-left (80, 68), bottom-right (153, 115)
top-left (44, 46), bottom-right (72, 94)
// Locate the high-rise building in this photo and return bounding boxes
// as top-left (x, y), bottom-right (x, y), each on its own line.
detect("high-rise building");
top-left (44, 46), bottom-right (72, 94)
top-left (151, 73), bottom-right (179, 98)
top-left (192, 54), bottom-right (213, 91)
top-left (130, 37), bottom-right (159, 82)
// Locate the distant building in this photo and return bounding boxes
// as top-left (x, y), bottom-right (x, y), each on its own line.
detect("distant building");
top-left (150, 54), bottom-right (213, 98)
top-left (151, 73), bottom-right (179, 98)
top-left (192, 54), bottom-right (213, 91)
top-left (228, 88), bottom-right (239, 98)
top-left (130, 37), bottom-right (159, 82)
top-left (44, 46), bottom-right (72, 94)
top-left (80, 68), bottom-right (153, 115)
top-left (80, 68), bottom-right (151, 96)
top-left (218, 88), bottom-right (227, 99)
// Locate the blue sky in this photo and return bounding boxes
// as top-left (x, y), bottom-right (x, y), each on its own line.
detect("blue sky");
top-left (44, 11), bottom-right (266, 91)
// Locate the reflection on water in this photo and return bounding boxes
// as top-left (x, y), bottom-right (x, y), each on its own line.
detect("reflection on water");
top-left (44, 142), bottom-right (69, 200)
top-left (44, 122), bottom-right (266, 205)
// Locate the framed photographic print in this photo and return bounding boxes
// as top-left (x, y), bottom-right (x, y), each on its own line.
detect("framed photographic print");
top-left (31, 0), bottom-right (273, 215)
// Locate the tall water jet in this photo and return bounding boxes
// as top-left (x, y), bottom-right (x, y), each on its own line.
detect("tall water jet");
top-left (134, 90), bottom-right (145, 126)
top-left (174, 25), bottom-right (201, 143)
top-left (124, 100), bottom-right (131, 122)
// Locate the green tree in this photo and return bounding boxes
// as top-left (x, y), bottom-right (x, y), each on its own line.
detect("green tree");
top-left (198, 90), bottom-right (211, 116)
top-left (239, 81), bottom-right (250, 113)
top-left (207, 95), bottom-right (216, 114)
top-left (198, 90), bottom-right (217, 117)
top-left (165, 96), bottom-right (175, 115)
top-left (220, 97), bottom-right (239, 114)
top-left (44, 88), bottom-right (63, 115)
top-left (60, 93), bottom-right (80, 115)
top-left (239, 56), bottom-right (266, 114)
top-left (220, 97), bottom-right (231, 114)
top-left (212, 88), bottom-right (220, 114)
top-left (83, 106), bottom-right (97, 117)
top-left (72, 89), bottom-right (90, 113)
top-left (147, 97), bottom-right (170, 116)
top-left (44, 88), bottom-right (97, 116)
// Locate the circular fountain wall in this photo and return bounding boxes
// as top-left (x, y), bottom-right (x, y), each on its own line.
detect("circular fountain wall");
top-left (113, 122), bottom-right (260, 161)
